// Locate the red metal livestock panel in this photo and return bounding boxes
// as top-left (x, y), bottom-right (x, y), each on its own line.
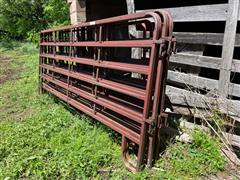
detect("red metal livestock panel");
top-left (39, 10), bottom-right (175, 172)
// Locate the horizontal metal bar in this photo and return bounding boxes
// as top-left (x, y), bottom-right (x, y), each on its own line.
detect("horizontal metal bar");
top-left (42, 74), bottom-right (143, 123)
top-left (41, 11), bottom-right (155, 33)
top-left (40, 53), bottom-right (149, 75)
top-left (41, 64), bottom-right (146, 100)
top-left (40, 40), bottom-right (154, 48)
top-left (42, 83), bottom-right (141, 144)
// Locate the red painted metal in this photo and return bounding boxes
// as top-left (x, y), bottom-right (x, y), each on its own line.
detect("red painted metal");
top-left (39, 10), bottom-right (175, 172)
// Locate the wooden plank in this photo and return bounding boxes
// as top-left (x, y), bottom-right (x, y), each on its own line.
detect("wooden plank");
top-left (167, 71), bottom-right (240, 97)
top-left (175, 32), bottom-right (224, 45)
top-left (168, 106), bottom-right (240, 124)
top-left (167, 70), bottom-right (217, 91)
top-left (166, 86), bottom-right (240, 117)
top-left (166, 85), bottom-right (211, 108)
top-left (226, 133), bottom-right (240, 148)
top-left (126, 0), bottom-right (135, 14)
top-left (221, 148), bottom-right (240, 166)
top-left (170, 53), bottom-right (221, 69)
top-left (137, 4), bottom-right (229, 22)
top-left (174, 32), bottom-right (240, 46)
top-left (232, 59), bottom-right (240, 73)
top-left (231, 83), bottom-right (240, 98)
top-left (170, 53), bottom-right (240, 73)
top-left (219, 0), bottom-right (240, 98)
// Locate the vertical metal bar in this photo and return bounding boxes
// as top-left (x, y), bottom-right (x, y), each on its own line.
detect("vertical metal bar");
top-left (39, 33), bottom-right (42, 93)
top-left (94, 26), bottom-right (103, 112)
top-left (93, 27), bottom-right (99, 113)
top-left (39, 33), bottom-right (43, 94)
top-left (137, 13), bottom-right (162, 170)
top-left (147, 57), bottom-right (163, 167)
top-left (67, 30), bottom-right (73, 101)
top-left (154, 11), bottom-right (174, 161)
top-left (137, 43), bottom-right (159, 170)
top-left (52, 31), bottom-right (56, 80)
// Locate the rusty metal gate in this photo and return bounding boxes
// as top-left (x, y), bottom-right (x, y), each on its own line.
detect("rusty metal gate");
top-left (39, 10), bottom-right (175, 172)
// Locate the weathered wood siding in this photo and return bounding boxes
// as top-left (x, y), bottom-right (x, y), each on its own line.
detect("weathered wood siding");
top-left (134, 0), bottom-right (240, 148)
top-left (134, 1), bottom-right (240, 119)
top-left (68, 0), bottom-right (240, 146)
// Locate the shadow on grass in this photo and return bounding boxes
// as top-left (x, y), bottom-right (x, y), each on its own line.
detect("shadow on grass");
top-left (50, 94), bottom-right (122, 145)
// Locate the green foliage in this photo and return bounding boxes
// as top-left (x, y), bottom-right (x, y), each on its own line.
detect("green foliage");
top-left (0, 112), bottom-right (120, 178)
top-left (44, 0), bottom-right (70, 27)
top-left (0, 38), bottom-right (15, 49)
top-left (154, 130), bottom-right (226, 179)
top-left (27, 30), bottom-right (40, 44)
top-left (0, 0), bottom-right (70, 41)
top-left (211, 109), bottom-right (231, 133)
top-left (0, 43), bottom-right (121, 179)
top-left (0, 42), bottom-right (227, 179)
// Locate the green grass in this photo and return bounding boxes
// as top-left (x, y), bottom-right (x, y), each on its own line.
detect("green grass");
top-left (0, 42), bottom-right (123, 179)
top-left (153, 130), bottom-right (226, 179)
top-left (0, 41), bottom-right (226, 179)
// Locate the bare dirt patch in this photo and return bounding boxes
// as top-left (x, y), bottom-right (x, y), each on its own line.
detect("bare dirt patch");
top-left (0, 56), bottom-right (21, 84)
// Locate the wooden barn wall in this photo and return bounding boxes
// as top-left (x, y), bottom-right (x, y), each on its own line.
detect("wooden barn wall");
top-left (131, 0), bottom-right (240, 117)
top-left (132, 0), bottom-right (240, 150)
top-left (68, 0), bottom-right (240, 148)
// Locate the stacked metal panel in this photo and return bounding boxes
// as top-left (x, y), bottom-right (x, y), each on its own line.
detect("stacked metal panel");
top-left (39, 10), bottom-right (175, 172)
